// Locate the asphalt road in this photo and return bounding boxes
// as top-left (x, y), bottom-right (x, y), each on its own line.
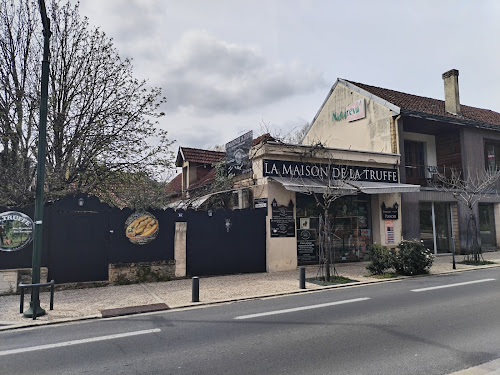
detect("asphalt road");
top-left (1, 268), bottom-right (500, 375)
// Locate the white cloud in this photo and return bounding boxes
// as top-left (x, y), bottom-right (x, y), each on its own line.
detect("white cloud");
top-left (162, 30), bottom-right (327, 115)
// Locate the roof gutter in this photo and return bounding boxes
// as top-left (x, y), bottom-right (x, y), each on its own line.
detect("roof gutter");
top-left (401, 110), bottom-right (500, 132)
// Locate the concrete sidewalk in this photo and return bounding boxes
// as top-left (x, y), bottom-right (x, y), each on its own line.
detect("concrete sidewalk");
top-left (1, 252), bottom-right (500, 330)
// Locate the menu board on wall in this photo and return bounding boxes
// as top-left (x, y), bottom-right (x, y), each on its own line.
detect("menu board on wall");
top-left (385, 220), bottom-right (395, 245)
top-left (270, 199), bottom-right (295, 238)
top-left (297, 229), bottom-right (318, 264)
top-left (270, 219), bottom-right (295, 237)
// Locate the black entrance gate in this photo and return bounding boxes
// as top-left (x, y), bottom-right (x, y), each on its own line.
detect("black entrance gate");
top-left (47, 196), bottom-right (109, 283)
top-left (185, 209), bottom-right (266, 276)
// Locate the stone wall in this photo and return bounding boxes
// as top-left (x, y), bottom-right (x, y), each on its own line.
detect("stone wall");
top-left (0, 267), bottom-right (48, 295)
top-left (109, 260), bottom-right (175, 284)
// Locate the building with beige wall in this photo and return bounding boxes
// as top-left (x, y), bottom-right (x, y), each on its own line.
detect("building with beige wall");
top-left (249, 110), bottom-right (416, 271)
top-left (246, 70), bottom-right (500, 271)
top-left (168, 69), bottom-right (500, 273)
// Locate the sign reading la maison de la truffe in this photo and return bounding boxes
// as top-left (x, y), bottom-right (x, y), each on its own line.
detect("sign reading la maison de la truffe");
top-left (263, 159), bottom-right (399, 183)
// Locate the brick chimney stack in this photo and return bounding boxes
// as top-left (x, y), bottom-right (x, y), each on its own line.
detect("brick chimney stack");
top-left (442, 69), bottom-right (461, 115)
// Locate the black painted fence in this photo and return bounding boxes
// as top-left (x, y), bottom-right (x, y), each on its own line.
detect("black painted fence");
top-left (0, 194), bottom-right (266, 283)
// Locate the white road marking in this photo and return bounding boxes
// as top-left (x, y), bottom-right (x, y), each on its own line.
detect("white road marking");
top-left (234, 297), bottom-right (370, 320)
top-left (411, 278), bottom-right (496, 292)
top-left (0, 328), bottom-right (161, 356)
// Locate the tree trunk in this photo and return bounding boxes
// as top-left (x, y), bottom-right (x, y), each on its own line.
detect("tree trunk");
top-left (470, 213), bottom-right (480, 263)
top-left (324, 209), bottom-right (331, 282)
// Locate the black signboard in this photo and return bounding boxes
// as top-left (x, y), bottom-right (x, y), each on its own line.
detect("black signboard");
top-left (263, 159), bottom-right (399, 183)
top-left (381, 202), bottom-right (399, 220)
top-left (254, 198), bottom-right (268, 209)
top-left (226, 131), bottom-right (253, 176)
top-left (270, 219), bottom-right (295, 237)
top-left (297, 229), bottom-right (318, 264)
top-left (270, 199), bottom-right (295, 237)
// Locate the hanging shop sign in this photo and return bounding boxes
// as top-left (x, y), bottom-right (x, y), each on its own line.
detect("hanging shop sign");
top-left (125, 211), bottom-right (159, 245)
top-left (270, 199), bottom-right (295, 237)
top-left (226, 130), bottom-right (253, 176)
top-left (263, 159), bottom-right (398, 183)
top-left (381, 202), bottom-right (399, 220)
top-left (332, 98), bottom-right (366, 122)
top-left (0, 211), bottom-right (34, 252)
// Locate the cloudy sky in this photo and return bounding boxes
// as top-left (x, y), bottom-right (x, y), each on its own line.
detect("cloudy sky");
top-left (73, 0), bottom-right (500, 150)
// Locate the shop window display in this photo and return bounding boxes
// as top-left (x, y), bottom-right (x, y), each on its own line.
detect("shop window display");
top-left (296, 194), bottom-right (372, 264)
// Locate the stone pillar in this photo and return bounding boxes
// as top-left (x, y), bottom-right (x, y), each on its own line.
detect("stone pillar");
top-left (174, 222), bottom-right (187, 277)
top-left (0, 270), bottom-right (18, 295)
top-left (266, 181), bottom-right (297, 272)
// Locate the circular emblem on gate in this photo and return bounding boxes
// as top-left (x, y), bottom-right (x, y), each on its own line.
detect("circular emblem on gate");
top-left (125, 211), bottom-right (159, 245)
top-left (0, 211), bottom-right (34, 252)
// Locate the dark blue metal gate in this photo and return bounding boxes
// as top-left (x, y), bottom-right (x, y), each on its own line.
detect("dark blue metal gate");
top-left (185, 208), bottom-right (266, 276)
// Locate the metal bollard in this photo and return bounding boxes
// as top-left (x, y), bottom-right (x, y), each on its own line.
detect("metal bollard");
top-left (192, 276), bottom-right (199, 302)
top-left (19, 287), bottom-right (25, 314)
top-left (299, 267), bottom-right (306, 289)
top-left (49, 280), bottom-right (55, 310)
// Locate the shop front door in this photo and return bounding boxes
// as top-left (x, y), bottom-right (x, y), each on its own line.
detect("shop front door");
top-left (419, 202), bottom-right (452, 254)
top-left (479, 203), bottom-right (496, 251)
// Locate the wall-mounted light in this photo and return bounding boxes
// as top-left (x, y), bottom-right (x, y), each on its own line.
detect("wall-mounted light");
top-left (225, 219), bottom-right (231, 232)
top-left (208, 210), bottom-right (213, 217)
top-left (78, 197), bottom-right (84, 207)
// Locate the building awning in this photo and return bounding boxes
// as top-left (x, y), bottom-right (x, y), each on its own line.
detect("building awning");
top-left (165, 187), bottom-right (252, 210)
top-left (270, 177), bottom-right (420, 195)
top-left (269, 177), bottom-right (357, 195)
top-left (165, 194), bottom-right (212, 210)
top-left (347, 181), bottom-right (420, 194)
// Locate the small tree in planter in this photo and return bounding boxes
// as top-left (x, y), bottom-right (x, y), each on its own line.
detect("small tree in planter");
top-left (394, 240), bottom-right (434, 276)
top-left (432, 166), bottom-right (500, 263)
top-left (366, 243), bottom-right (396, 275)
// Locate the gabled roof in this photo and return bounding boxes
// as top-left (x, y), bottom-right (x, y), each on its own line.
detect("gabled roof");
top-left (175, 147), bottom-right (225, 167)
top-left (307, 78), bottom-right (500, 138)
top-left (344, 79), bottom-right (500, 127)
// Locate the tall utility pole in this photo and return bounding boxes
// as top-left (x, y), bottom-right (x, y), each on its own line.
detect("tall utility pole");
top-left (24, 0), bottom-right (51, 318)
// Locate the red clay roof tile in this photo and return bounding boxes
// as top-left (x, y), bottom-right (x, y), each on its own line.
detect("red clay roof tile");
top-left (346, 80), bottom-right (500, 126)
top-left (165, 173), bottom-right (182, 195)
top-left (179, 147), bottom-right (225, 164)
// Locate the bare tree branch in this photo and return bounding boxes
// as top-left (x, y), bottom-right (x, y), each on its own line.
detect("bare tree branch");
top-left (0, 0), bottom-right (174, 207)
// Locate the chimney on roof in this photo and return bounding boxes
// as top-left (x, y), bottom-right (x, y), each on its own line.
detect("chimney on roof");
top-left (442, 69), bottom-right (461, 115)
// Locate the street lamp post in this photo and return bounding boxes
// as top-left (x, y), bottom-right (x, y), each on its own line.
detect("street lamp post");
top-left (24, 0), bottom-right (51, 318)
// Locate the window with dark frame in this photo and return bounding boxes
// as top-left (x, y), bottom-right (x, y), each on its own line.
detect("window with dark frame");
top-left (404, 140), bottom-right (425, 184)
top-left (484, 139), bottom-right (500, 171)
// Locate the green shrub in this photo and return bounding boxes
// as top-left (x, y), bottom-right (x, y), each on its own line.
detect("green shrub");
top-left (394, 240), bottom-right (434, 276)
top-left (366, 243), bottom-right (396, 275)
